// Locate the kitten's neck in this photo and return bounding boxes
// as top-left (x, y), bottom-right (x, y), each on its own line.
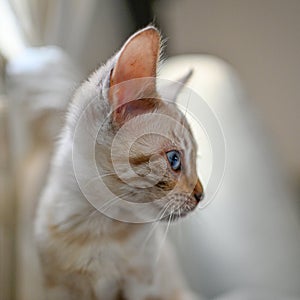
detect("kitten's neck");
top-left (48, 151), bottom-right (149, 239)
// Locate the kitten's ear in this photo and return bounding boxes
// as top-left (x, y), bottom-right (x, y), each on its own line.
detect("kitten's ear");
top-left (158, 69), bottom-right (193, 102)
top-left (110, 27), bottom-right (160, 87)
top-left (108, 27), bottom-right (161, 124)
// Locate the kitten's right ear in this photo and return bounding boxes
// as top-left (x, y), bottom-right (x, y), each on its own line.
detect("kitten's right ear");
top-left (158, 69), bottom-right (193, 102)
top-left (108, 27), bottom-right (161, 125)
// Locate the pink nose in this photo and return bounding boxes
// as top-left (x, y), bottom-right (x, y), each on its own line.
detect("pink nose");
top-left (193, 179), bottom-right (204, 202)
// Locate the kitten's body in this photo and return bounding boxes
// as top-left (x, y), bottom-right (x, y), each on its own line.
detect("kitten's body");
top-left (35, 27), bottom-right (203, 300)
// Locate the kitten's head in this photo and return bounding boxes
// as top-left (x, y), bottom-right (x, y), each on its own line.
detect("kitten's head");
top-left (71, 27), bottom-right (204, 222)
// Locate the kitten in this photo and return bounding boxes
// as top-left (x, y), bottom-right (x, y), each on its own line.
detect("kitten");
top-left (35, 26), bottom-right (204, 300)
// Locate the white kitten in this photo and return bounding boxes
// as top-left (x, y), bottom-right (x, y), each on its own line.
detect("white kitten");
top-left (35, 26), bottom-right (203, 300)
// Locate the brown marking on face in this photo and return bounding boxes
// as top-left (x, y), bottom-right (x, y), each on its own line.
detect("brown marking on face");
top-left (129, 153), bottom-right (151, 166)
top-left (156, 178), bottom-right (177, 191)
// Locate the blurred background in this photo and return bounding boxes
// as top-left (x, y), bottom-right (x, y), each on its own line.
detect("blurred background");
top-left (0, 0), bottom-right (299, 299)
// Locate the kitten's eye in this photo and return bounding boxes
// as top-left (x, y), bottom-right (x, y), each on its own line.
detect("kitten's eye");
top-left (166, 150), bottom-right (181, 171)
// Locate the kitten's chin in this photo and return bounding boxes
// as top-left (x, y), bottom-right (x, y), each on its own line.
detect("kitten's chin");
top-left (159, 207), bottom-right (196, 222)
top-left (158, 196), bottom-right (199, 222)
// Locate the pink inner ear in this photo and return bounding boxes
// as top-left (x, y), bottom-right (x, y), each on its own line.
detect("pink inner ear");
top-left (109, 28), bottom-right (160, 108)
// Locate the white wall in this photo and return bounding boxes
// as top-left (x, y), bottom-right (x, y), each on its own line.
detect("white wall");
top-left (156, 0), bottom-right (300, 178)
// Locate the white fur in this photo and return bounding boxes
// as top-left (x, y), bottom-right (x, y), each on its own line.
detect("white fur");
top-left (35, 27), bottom-right (200, 300)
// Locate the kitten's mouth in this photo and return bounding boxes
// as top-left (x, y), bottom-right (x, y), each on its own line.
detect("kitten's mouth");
top-left (159, 197), bottom-right (198, 222)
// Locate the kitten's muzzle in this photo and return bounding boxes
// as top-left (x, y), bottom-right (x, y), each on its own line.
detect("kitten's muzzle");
top-left (193, 178), bottom-right (204, 203)
top-left (194, 192), bottom-right (204, 202)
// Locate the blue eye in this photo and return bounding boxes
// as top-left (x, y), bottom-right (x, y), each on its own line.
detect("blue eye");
top-left (166, 150), bottom-right (181, 171)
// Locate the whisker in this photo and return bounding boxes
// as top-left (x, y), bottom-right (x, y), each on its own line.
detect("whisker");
top-left (139, 200), bottom-right (174, 255)
top-left (177, 207), bottom-right (183, 243)
top-left (83, 173), bottom-right (116, 189)
top-left (158, 200), bottom-right (174, 220)
top-left (155, 211), bottom-right (173, 265)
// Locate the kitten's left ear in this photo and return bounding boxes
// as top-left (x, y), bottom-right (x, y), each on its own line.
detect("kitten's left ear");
top-left (158, 69), bottom-right (193, 102)
top-left (108, 26), bottom-right (161, 124)
top-left (110, 27), bottom-right (160, 87)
